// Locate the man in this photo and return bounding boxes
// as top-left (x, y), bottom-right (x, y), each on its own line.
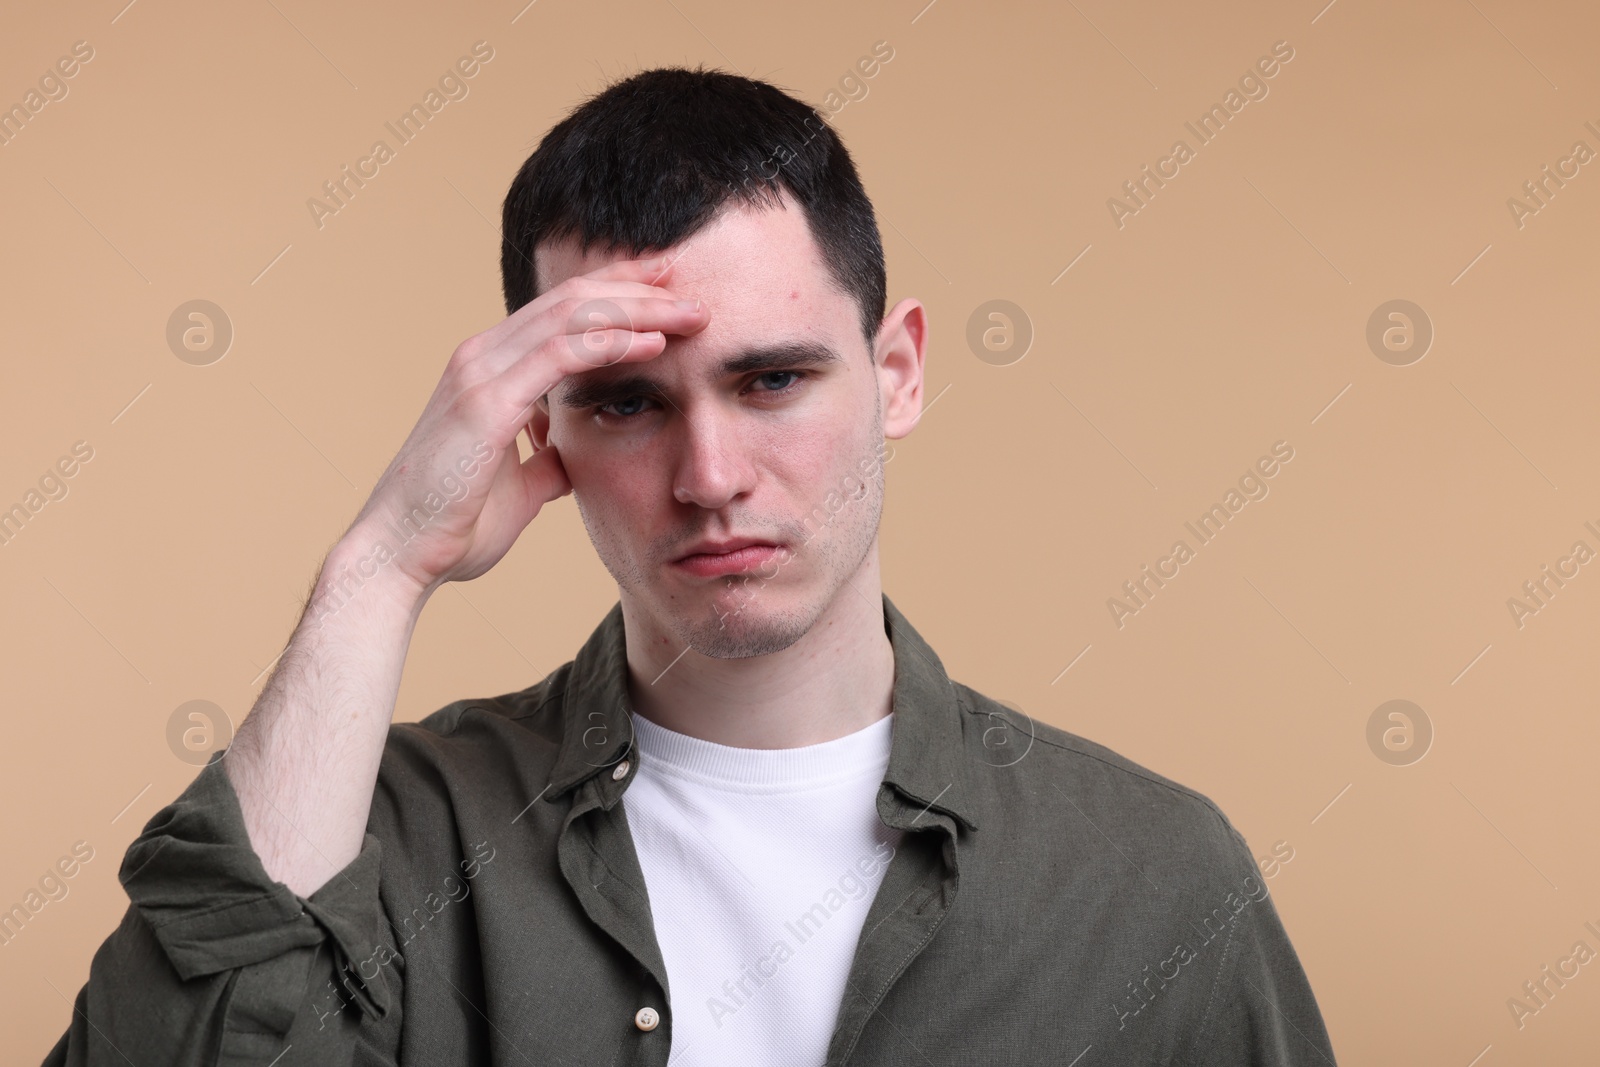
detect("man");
top-left (46, 66), bottom-right (1335, 1065)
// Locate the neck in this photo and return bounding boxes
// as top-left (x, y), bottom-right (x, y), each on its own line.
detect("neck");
top-left (620, 547), bottom-right (895, 749)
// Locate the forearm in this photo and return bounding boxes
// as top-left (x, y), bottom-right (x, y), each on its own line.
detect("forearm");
top-left (225, 526), bottom-right (429, 898)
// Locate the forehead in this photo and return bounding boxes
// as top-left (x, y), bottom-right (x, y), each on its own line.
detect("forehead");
top-left (534, 194), bottom-right (861, 389)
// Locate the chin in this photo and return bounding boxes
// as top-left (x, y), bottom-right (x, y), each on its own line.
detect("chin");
top-left (676, 585), bottom-right (816, 660)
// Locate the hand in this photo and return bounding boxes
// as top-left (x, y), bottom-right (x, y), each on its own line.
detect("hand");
top-left (343, 253), bottom-right (707, 599)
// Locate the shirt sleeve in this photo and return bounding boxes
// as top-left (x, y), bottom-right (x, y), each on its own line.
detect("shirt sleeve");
top-left (41, 752), bottom-right (401, 1067)
top-left (1189, 827), bottom-right (1338, 1066)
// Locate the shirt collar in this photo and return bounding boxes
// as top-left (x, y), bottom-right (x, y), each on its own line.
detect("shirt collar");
top-left (543, 593), bottom-right (980, 833)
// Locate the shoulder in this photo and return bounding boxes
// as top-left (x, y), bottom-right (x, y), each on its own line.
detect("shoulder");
top-left (371, 662), bottom-right (575, 813)
top-left (395, 663), bottom-right (570, 750)
top-left (951, 681), bottom-right (1256, 887)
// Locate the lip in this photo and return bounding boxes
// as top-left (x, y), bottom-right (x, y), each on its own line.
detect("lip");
top-left (671, 539), bottom-right (783, 578)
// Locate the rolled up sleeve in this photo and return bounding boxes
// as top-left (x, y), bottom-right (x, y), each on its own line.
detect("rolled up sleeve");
top-left (42, 752), bottom-right (399, 1067)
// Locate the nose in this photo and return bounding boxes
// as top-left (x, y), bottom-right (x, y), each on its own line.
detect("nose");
top-left (671, 404), bottom-right (758, 509)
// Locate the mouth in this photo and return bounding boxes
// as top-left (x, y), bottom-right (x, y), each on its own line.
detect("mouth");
top-left (670, 539), bottom-right (784, 579)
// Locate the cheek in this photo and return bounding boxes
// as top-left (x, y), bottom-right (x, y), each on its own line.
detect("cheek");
top-left (554, 417), bottom-right (653, 495)
top-left (577, 453), bottom-right (657, 515)
top-left (771, 410), bottom-right (868, 502)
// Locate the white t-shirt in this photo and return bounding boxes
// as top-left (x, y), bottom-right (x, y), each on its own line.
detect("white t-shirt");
top-left (620, 708), bottom-right (903, 1065)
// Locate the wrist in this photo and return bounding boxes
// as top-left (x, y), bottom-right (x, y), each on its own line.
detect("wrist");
top-left (309, 526), bottom-right (432, 630)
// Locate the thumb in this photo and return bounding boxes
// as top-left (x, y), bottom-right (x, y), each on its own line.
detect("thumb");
top-left (521, 439), bottom-right (572, 507)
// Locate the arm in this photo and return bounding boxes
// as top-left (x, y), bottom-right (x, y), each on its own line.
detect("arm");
top-left (1190, 837), bottom-right (1338, 1066)
top-left (41, 743), bottom-right (397, 1067)
top-left (225, 248), bottom-right (705, 897)
top-left (41, 253), bottom-right (708, 1066)
top-left (41, 542), bottom-right (421, 1067)
top-left (225, 539), bottom-right (430, 899)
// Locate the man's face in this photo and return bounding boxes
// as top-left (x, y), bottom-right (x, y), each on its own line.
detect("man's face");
top-left (535, 193), bottom-right (899, 659)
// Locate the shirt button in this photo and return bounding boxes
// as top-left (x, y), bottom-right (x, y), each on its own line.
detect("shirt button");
top-left (634, 1006), bottom-right (659, 1031)
top-left (612, 760), bottom-right (631, 781)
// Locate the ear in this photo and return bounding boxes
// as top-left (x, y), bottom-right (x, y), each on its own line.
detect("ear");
top-left (873, 298), bottom-right (928, 440)
top-left (528, 393), bottom-right (552, 450)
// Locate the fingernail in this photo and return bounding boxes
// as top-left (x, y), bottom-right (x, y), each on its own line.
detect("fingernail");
top-left (676, 298), bottom-right (702, 311)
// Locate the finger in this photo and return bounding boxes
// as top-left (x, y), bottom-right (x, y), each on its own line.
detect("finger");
top-left (473, 255), bottom-right (682, 354)
top-left (589, 252), bottom-right (679, 284)
top-left (486, 292), bottom-right (700, 375)
top-left (543, 252), bottom-right (679, 293)
top-left (487, 291), bottom-right (706, 393)
top-left (503, 326), bottom-right (667, 422)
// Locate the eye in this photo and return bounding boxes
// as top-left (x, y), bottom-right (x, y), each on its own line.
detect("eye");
top-left (596, 395), bottom-right (657, 420)
top-left (749, 370), bottom-right (806, 395)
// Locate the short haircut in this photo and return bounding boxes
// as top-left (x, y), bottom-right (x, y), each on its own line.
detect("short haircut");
top-left (498, 65), bottom-right (887, 356)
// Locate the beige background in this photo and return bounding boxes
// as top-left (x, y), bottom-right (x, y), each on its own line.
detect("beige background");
top-left (2, 0), bottom-right (1597, 1061)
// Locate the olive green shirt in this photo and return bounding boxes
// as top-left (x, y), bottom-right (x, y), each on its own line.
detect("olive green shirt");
top-left (46, 594), bottom-right (1336, 1065)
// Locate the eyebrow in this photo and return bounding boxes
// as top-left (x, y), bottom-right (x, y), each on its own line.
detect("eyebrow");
top-left (553, 340), bottom-right (846, 410)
